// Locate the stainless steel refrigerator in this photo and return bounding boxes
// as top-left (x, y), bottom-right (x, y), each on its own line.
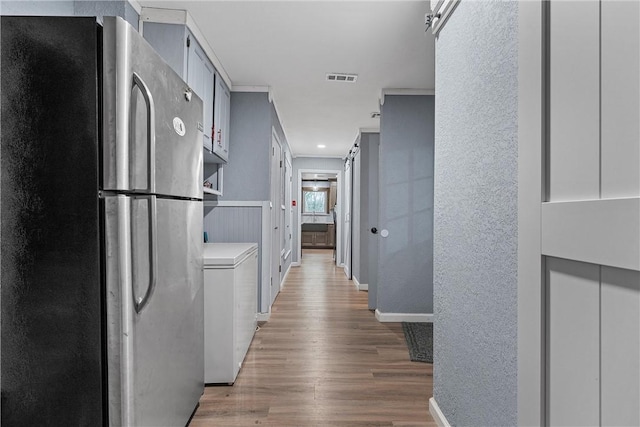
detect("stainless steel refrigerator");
top-left (1, 16), bottom-right (204, 426)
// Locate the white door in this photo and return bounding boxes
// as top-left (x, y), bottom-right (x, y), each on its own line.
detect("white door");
top-left (343, 158), bottom-right (352, 278)
top-left (542, 2), bottom-right (639, 425)
top-left (270, 133), bottom-right (282, 305)
top-left (282, 156), bottom-right (292, 288)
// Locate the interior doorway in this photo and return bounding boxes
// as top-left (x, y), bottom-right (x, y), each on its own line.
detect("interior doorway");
top-left (297, 169), bottom-right (342, 268)
top-left (270, 131), bottom-right (282, 305)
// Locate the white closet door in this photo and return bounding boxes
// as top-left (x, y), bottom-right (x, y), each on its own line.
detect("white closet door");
top-left (599, 3), bottom-right (640, 425)
top-left (545, 1), bottom-right (640, 425)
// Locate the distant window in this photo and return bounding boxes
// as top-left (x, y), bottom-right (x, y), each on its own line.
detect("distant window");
top-left (302, 188), bottom-right (329, 214)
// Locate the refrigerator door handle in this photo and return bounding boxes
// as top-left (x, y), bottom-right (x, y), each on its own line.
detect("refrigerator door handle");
top-left (133, 195), bottom-right (158, 314)
top-left (131, 72), bottom-right (156, 194)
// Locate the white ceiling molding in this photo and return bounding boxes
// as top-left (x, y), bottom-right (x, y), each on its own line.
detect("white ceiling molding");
top-left (379, 88), bottom-right (436, 105)
top-left (232, 85), bottom-right (270, 93)
top-left (270, 96), bottom-right (293, 154)
top-left (140, 7), bottom-right (233, 89)
top-left (351, 127), bottom-right (379, 145)
top-left (140, 7), bottom-right (186, 25)
top-left (359, 127), bottom-right (380, 134)
top-left (429, 0), bottom-right (461, 36)
top-left (128, 0), bottom-right (142, 15)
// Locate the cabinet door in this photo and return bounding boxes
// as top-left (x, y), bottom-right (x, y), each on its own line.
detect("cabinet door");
top-left (221, 78), bottom-right (230, 156)
top-left (187, 35), bottom-right (213, 152)
top-left (327, 224), bottom-right (335, 247)
top-left (301, 231), bottom-right (314, 246)
top-left (212, 73), bottom-right (230, 162)
top-left (315, 231), bottom-right (329, 246)
top-left (202, 59), bottom-right (214, 154)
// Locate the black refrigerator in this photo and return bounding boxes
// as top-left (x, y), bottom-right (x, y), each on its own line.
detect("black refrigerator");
top-left (1, 16), bottom-right (205, 426)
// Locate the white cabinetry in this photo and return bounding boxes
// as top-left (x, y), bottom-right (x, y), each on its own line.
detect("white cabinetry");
top-left (203, 243), bottom-right (258, 384)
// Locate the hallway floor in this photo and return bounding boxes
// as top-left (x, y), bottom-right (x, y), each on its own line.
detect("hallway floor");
top-left (191, 249), bottom-right (434, 426)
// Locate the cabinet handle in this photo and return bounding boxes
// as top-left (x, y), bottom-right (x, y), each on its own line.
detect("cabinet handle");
top-left (217, 129), bottom-right (222, 144)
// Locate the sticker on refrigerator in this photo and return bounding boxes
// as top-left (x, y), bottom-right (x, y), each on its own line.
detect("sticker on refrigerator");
top-left (173, 117), bottom-right (186, 136)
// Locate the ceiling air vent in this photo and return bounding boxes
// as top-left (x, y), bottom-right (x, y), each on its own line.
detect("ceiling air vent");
top-left (326, 73), bottom-right (358, 83)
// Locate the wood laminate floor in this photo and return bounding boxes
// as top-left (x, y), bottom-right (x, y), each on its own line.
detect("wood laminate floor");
top-left (191, 249), bottom-right (435, 426)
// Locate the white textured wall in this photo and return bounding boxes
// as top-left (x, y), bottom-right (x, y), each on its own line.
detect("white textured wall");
top-left (433, 1), bottom-right (518, 425)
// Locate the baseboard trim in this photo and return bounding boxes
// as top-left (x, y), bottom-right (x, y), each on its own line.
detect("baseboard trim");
top-left (257, 312), bottom-right (271, 322)
top-left (291, 262), bottom-right (301, 267)
top-left (374, 309), bottom-right (433, 323)
top-left (352, 276), bottom-right (368, 291)
top-left (429, 397), bottom-right (451, 427)
top-left (280, 264), bottom-right (291, 290)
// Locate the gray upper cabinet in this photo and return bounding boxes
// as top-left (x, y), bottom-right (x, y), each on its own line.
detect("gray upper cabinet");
top-left (212, 73), bottom-right (230, 163)
top-left (143, 23), bottom-right (215, 156)
top-left (187, 40), bottom-right (214, 154)
top-left (142, 19), bottom-right (229, 195)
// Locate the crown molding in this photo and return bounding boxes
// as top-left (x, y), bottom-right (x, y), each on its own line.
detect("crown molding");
top-left (379, 88), bottom-right (435, 105)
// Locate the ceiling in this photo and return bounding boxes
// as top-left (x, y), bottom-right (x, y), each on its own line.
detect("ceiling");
top-left (138, 1), bottom-right (436, 158)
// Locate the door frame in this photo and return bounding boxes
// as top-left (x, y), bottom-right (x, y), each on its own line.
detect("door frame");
top-left (297, 168), bottom-right (343, 267)
top-left (270, 129), bottom-right (282, 305)
top-left (343, 157), bottom-right (353, 279)
top-left (518, 1), bottom-right (545, 424)
top-left (281, 154), bottom-right (293, 290)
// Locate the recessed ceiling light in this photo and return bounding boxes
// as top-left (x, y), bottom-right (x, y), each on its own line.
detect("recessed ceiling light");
top-left (317, 144), bottom-right (326, 148)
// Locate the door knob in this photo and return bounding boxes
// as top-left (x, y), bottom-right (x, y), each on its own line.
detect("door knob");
top-left (371, 227), bottom-right (378, 234)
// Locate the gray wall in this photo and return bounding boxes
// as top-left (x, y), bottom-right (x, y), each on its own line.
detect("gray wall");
top-left (292, 157), bottom-right (345, 265)
top-left (211, 92), bottom-right (293, 309)
top-left (433, 1), bottom-right (518, 425)
top-left (1, 1), bottom-right (139, 30)
top-left (224, 92), bottom-right (272, 200)
top-left (377, 95), bottom-right (434, 314)
top-left (204, 205), bottom-right (265, 309)
top-left (350, 132), bottom-right (379, 291)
